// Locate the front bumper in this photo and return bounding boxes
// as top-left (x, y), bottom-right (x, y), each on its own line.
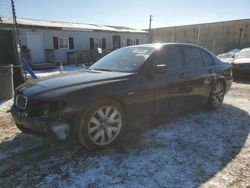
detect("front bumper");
top-left (11, 106), bottom-right (48, 135)
top-left (11, 106), bottom-right (78, 139)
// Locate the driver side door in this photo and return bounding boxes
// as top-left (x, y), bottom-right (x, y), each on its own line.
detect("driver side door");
top-left (141, 46), bottom-right (189, 121)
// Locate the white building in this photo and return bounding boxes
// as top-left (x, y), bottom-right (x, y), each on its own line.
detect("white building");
top-left (1, 17), bottom-right (148, 66)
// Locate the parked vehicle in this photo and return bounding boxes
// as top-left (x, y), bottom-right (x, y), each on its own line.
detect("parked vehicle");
top-left (231, 48), bottom-right (250, 78)
top-left (11, 43), bottom-right (232, 150)
top-left (217, 48), bottom-right (240, 63)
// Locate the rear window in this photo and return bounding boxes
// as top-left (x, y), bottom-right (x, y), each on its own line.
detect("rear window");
top-left (183, 47), bottom-right (203, 68)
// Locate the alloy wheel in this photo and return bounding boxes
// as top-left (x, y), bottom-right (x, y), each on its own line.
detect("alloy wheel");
top-left (211, 82), bottom-right (225, 108)
top-left (88, 105), bottom-right (122, 145)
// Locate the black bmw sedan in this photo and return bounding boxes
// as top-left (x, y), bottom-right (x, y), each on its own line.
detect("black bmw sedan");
top-left (11, 43), bottom-right (232, 150)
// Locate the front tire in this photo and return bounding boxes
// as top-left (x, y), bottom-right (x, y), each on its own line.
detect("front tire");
top-left (206, 80), bottom-right (225, 110)
top-left (77, 99), bottom-right (126, 150)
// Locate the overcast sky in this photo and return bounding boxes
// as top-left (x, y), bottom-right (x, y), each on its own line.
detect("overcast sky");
top-left (1, 0), bottom-right (250, 29)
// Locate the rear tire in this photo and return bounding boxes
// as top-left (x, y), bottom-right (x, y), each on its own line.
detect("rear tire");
top-left (77, 99), bottom-right (126, 150)
top-left (206, 80), bottom-right (225, 110)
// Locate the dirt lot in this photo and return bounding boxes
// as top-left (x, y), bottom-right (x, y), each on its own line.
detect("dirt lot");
top-left (0, 81), bottom-right (249, 187)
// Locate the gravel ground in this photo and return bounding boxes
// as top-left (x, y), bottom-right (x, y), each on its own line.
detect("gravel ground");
top-left (0, 81), bottom-right (249, 188)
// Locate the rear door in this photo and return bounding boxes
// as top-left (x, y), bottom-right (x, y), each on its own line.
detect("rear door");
top-left (26, 32), bottom-right (45, 63)
top-left (141, 46), bottom-right (189, 119)
top-left (112, 35), bottom-right (121, 49)
top-left (201, 50), bottom-right (217, 96)
top-left (183, 46), bottom-right (214, 107)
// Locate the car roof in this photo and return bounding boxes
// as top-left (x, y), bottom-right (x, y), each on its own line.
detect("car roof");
top-left (124, 42), bottom-right (218, 60)
top-left (125, 42), bottom-right (208, 50)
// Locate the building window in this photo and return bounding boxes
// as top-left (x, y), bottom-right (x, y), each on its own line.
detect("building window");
top-left (94, 39), bottom-right (102, 49)
top-left (127, 39), bottom-right (139, 46)
top-left (127, 39), bottom-right (130, 46)
top-left (102, 38), bottom-right (106, 49)
top-left (59, 38), bottom-right (69, 49)
top-left (53, 37), bottom-right (74, 49)
top-left (69, 37), bottom-right (74, 49)
top-left (90, 38), bottom-right (106, 49)
top-left (90, 38), bottom-right (94, 49)
top-left (53, 37), bottom-right (59, 49)
top-left (113, 35), bottom-right (121, 49)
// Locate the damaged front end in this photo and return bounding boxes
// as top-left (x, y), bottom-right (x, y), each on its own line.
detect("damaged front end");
top-left (11, 95), bottom-right (79, 140)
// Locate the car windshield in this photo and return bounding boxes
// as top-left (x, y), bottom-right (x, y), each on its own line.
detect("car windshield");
top-left (89, 46), bottom-right (156, 72)
top-left (237, 49), bottom-right (250, 58)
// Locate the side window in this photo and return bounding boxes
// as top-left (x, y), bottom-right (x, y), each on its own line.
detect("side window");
top-left (201, 51), bottom-right (214, 66)
top-left (155, 46), bottom-right (183, 71)
top-left (183, 47), bottom-right (203, 68)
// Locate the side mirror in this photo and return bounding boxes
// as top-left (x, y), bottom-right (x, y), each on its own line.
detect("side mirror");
top-left (153, 64), bottom-right (167, 74)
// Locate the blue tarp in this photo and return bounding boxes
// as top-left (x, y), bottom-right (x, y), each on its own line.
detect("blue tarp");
top-left (21, 58), bottom-right (37, 79)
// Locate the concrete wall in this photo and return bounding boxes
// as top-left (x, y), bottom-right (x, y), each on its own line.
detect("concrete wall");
top-left (151, 19), bottom-right (250, 54)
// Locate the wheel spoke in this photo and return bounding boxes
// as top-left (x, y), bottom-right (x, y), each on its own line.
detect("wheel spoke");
top-left (214, 84), bottom-right (223, 95)
top-left (212, 96), bottom-right (218, 106)
top-left (219, 92), bottom-right (224, 99)
top-left (214, 86), bottom-right (219, 94)
top-left (100, 129), bottom-right (105, 144)
top-left (215, 85), bottom-right (224, 103)
top-left (89, 124), bottom-right (100, 134)
top-left (92, 130), bottom-right (102, 142)
top-left (105, 106), bottom-right (112, 117)
top-left (97, 108), bottom-right (105, 120)
top-left (217, 94), bottom-right (223, 102)
top-left (108, 118), bottom-right (121, 124)
top-left (109, 126), bottom-right (119, 133)
top-left (108, 110), bottom-right (119, 122)
top-left (90, 116), bottom-right (101, 126)
top-left (218, 84), bottom-right (223, 92)
top-left (106, 127), bottom-right (113, 140)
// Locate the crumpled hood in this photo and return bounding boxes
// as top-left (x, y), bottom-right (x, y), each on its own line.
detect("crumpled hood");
top-left (17, 70), bottom-right (134, 98)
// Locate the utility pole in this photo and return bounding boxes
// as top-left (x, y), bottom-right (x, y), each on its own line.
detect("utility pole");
top-left (148, 15), bottom-right (153, 43)
top-left (0, 16), bottom-right (3, 29)
top-left (11, 0), bottom-right (22, 63)
top-left (238, 28), bottom-right (243, 47)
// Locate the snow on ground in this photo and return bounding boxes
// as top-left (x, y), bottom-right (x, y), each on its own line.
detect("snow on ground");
top-left (0, 99), bottom-right (43, 161)
top-left (0, 81), bottom-right (249, 187)
top-left (0, 99), bottom-right (13, 118)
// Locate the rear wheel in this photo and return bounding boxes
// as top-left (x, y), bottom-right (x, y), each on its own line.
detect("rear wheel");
top-left (206, 80), bottom-right (225, 110)
top-left (77, 99), bottom-right (125, 150)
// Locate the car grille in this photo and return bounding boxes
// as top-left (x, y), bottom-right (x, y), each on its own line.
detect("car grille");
top-left (15, 95), bottom-right (28, 110)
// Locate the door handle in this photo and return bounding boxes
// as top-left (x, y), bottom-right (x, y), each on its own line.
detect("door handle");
top-left (179, 72), bottom-right (187, 79)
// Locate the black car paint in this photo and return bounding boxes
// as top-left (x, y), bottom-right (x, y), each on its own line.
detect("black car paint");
top-left (231, 48), bottom-right (250, 78)
top-left (11, 43), bottom-right (232, 138)
top-left (232, 59), bottom-right (250, 78)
